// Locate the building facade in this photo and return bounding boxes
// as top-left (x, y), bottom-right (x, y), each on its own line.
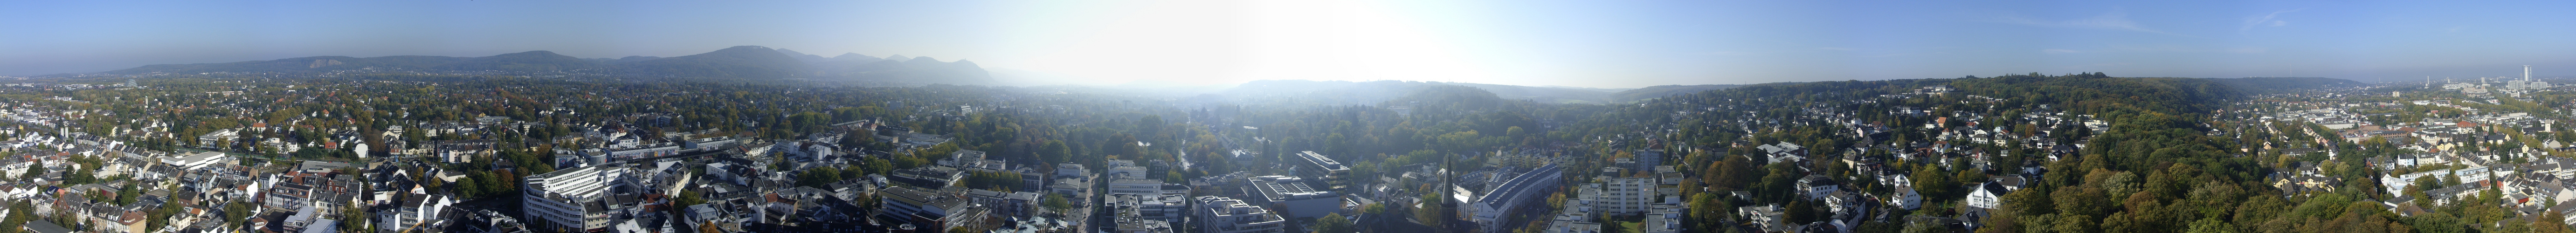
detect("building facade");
top-left (521, 165), bottom-right (631, 232)
top-left (1193, 196), bottom-right (1287, 233)
top-left (1580, 177), bottom-right (1657, 216)
top-left (1293, 151), bottom-right (1351, 192)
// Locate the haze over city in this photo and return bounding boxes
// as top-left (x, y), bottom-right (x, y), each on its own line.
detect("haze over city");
top-left (11, 0), bottom-right (2576, 87)
top-left (18, 1), bottom-right (2576, 233)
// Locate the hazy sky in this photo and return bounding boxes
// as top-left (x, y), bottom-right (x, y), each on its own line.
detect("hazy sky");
top-left (4, 0), bottom-right (2574, 88)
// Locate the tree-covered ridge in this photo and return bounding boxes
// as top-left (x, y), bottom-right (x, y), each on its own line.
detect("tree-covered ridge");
top-left (107, 55), bottom-right (470, 74)
top-left (1952, 73), bottom-right (2239, 120)
top-left (1216, 85), bottom-right (1588, 177)
top-left (0, 69), bottom-right (2441, 233)
top-left (618, 45), bottom-right (812, 79)
top-left (105, 51), bottom-right (611, 74)
top-left (85, 46), bottom-right (996, 84)
top-left (437, 50), bottom-right (601, 72)
top-left (1610, 84), bottom-right (1744, 103)
top-left (2209, 77), bottom-right (2369, 94)
top-left (1619, 73), bottom-right (2446, 233)
top-left (1200, 80), bottom-right (1657, 107)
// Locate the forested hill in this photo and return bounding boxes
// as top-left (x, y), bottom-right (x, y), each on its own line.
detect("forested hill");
top-left (1208, 80), bottom-right (1635, 106)
top-left (1950, 73), bottom-right (2241, 121)
top-left (109, 55), bottom-right (479, 74)
top-left (1610, 84), bottom-right (1744, 103)
top-left (91, 46), bottom-right (995, 85)
top-left (1668, 73), bottom-right (2245, 119)
top-left (1640, 73), bottom-right (2303, 233)
top-left (2207, 77), bottom-right (2368, 94)
top-left (618, 46), bottom-right (813, 79)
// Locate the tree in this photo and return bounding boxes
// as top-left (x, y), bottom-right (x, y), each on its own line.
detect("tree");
top-left (1313, 213), bottom-right (1357, 233)
top-left (1976, 210), bottom-right (2018, 233)
top-left (113, 183), bottom-right (138, 206)
top-left (677, 190), bottom-right (707, 207)
top-left (860, 158), bottom-right (893, 176)
top-left (2100, 212), bottom-right (2139, 233)
top-left (1598, 214), bottom-right (1626, 233)
top-left (1, 200), bottom-right (29, 233)
top-left (1042, 193), bottom-right (1073, 212)
top-left (2051, 214), bottom-right (2096, 233)
top-left (1039, 140), bottom-right (1071, 165)
top-left (963, 171), bottom-right (1020, 191)
top-left (1707, 156), bottom-right (1758, 191)
top-left (840, 127), bottom-right (878, 150)
top-left (1416, 192), bottom-right (1449, 228)
top-left (2541, 209), bottom-right (2573, 233)
top-left (2053, 187), bottom-right (2108, 219)
top-left (2102, 171), bottom-right (2140, 197)
top-left (773, 151), bottom-right (792, 171)
top-left (225, 202), bottom-right (252, 228)
top-left (1901, 220), bottom-right (1941, 233)
top-left (340, 205), bottom-right (371, 233)
top-left (2186, 217), bottom-right (2236, 233)
top-left (798, 166), bottom-right (845, 188)
top-left (1912, 166), bottom-right (1956, 201)
top-left (2002, 185), bottom-right (2052, 216)
top-left (452, 177), bottom-right (482, 198)
top-left (1785, 199), bottom-right (1818, 224)
top-left (16, 165), bottom-right (36, 180)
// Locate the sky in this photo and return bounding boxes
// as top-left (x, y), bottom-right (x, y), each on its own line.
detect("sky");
top-left (4, 0), bottom-right (2575, 88)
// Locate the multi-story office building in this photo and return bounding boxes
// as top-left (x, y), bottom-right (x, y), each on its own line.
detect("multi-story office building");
top-left (1193, 196), bottom-right (1287, 233)
top-left (522, 165), bottom-right (632, 232)
top-left (882, 186), bottom-right (981, 232)
top-left (1293, 151), bottom-right (1350, 192)
top-left (1247, 176), bottom-right (1341, 219)
top-left (969, 189), bottom-right (1042, 219)
top-left (1109, 193), bottom-right (1188, 224)
top-left (1109, 178), bottom-right (1168, 195)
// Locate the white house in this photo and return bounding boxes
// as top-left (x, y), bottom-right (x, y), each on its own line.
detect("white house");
top-left (1795, 175), bottom-right (1839, 200)
top-left (1966, 181), bottom-right (2009, 210)
top-left (1890, 186), bottom-right (1922, 210)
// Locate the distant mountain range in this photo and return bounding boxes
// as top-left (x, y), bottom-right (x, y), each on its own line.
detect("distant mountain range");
top-left (91, 47), bottom-right (2368, 96)
top-left (2206, 77), bottom-right (2367, 93)
top-left (98, 46), bottom-right (993, 85)
top-left (1611, 84), bottom-right (1745, 103)
top-left (1196, 80), bottom-right (1738, 105)
top-left (1192, 76), bottom-right (2361, 107)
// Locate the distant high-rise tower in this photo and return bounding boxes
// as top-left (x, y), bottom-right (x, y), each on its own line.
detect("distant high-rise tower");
top-left (2527, 65), bottom-right (2534, 82)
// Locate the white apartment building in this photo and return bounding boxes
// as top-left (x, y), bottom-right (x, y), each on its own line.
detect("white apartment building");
top-left (166, 151), bottom-right (233, 170)
top-left (1579, 177), bottom-right (1658, 216)
top-left (1108, 178), bottom-right (1167, 195)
